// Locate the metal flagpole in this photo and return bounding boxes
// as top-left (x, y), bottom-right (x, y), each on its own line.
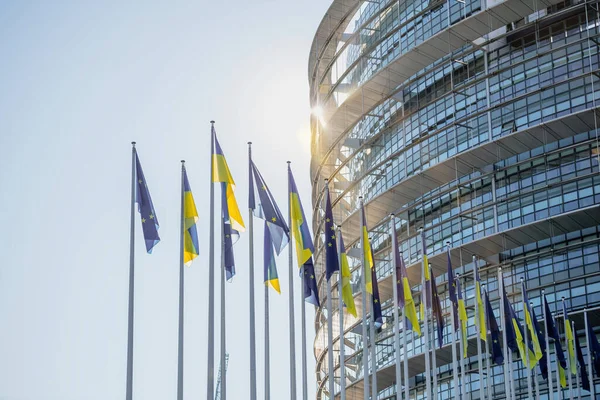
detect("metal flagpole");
top-left (521, 278), bottom-right (533, 400)
top-left (207, 122), bottom-right (216, 400)
top-left (542, 291), bottom-right (553, 398)
top-left (474, 256), bottom-right (485, 400)
top-left (418, 228), bottom-right (432, 400)
top-left (429, 262), bottom-right (437, 398)
top-left (301, 256), bottom-right (308, 400)
top-left (498, 268), bottom-right (511, 400)
top-left (482, 285), bottom-right (492, 400)
top-left (391, 216), bottom-right (401, 398)
top-left (574, 322), bottom-right (581, 400)
top-left (247, 142), bottom-right (257, 400)
top-left (402, 303), bottom-right (410, 400)
top-left (555, 312), bottom-right (563, 400)
top-left (265, 281), bottom-right (271, 399)
top-left (220, 224), bottom-right (227, 400)
top-left (126, 142), bottom-right (137, 400)
top-left (177, 161), bottom-right (185, 400)
top-left (447, 244), bottom-right (459, 400)
top-left (457, 273), bottom-right (467, 400)
top-left (327, 277), bottom-right (335, 398)
top-left (509, 351), bottom-right (516, 400)
top-left (531, 301), bottom-right (540, 400)
top-left (562, 297), bottom-right (573, 399)
top-left (370, 237), bottom-right (377, 400)
top-left (359, 197), bottom-right (369, 400)
top-left (286, 161), bottom-right (297, 400)
top-left (337, 226), bottom-right (346, 400)
top-left (584, 309), bottom-right (595, 399)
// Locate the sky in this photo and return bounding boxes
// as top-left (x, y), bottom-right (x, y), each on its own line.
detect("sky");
top-left (0, 1), bottom-right (330, 399)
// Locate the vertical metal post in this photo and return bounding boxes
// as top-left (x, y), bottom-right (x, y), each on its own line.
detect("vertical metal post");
top-left (247, 143), bottom-right (257, 400)
top-left (220, 229), bottom-right (227, 400)
top-left (531, 302), bottom-right (540, 400)
top-left (390, 216), bottom-right (402, 398)
top-left (337, 226), bottom-right (346, 400)
top-left (419, 228), bottom-right (432, 400)
top-left (483, 285), bottom-right (492, 400)
top-left (499, 268), bottom-right (511, 400)
top-left (474, 256), bottom-right (485, 400)
top-left (458, 273), bottom-right (467, 399)
top-left (287, 161), bottom-right (297, 400)
top-left (126, 142), bottom-right (136, 400)
top-left (448, 244), bottom-right (459, 400)
top-left (360, 197), bottom-right (369, 400)
top-left (574, 322), bottom-right (581, 400)
top-left (177, 161), bottom-right (185, 400)
top-left (584, 309), bottom-right (595, 399)
top-left (563, 297), bottom-right (573, 399)
top-left (207, 122), bottom-right (216, 400)
top-left (265, 283), bottom-right (270, 400)
top-left (541, 291), bottom-right (553, 398)
top-left (370, 243), bottom-right (377, 400)
top-left (521, 278), bottom-right (533, 400)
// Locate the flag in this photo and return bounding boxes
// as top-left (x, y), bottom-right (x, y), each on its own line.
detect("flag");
top-left (263, 221), bottom-right (280, 293)
top-left (339, 232), bottom-right (356, 317)
top-left (371, 257), bottom-right (383, 329)
top-left (586, 317), bottom-right (600, 378)
top-left (456, 277), bottom-right (468, 357)
top-left (544, 296), bottom-right (567, 387)
top-left (323, 186), bottom-right (339, 280)
top-left (421, 230), bottom-right (431, 310)
top-left (473, 260), bottom-right (486, 341)
top-left (574, 324), bottom-right (591, 391)
top-left (134, 151), bottom-right (160, 252)
top-left (394, 235), bottom-right (420, 335)
top-left (212, 126), bottom-right (245, 233)
top-left (430, 267), bottom-right (444, 348)
top-left (563, 302), bottom-right (578, 376)
top-left (249, 160), bottom-right (289, 254)
top-left (182, 168), bottom-right (199, 266)
top-left (503, 289), bottom-right (537, 369)
top-left (221, 182), bottom-right (238, 280)
top-left (288, 166), bottom-right (319, 306)
top-left (484, 292), bottom-right (504, 365)
top-left (360, 204), bottom-right (373, 294)
top-left (522, 282), bottom-right (543, 367)
top-left (447, 248), bottom-right (459, 332)
top-left (530, 306), bottom-right (548, 379)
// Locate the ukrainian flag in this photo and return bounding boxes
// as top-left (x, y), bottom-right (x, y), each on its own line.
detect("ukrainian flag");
top-left (288, 166), bottom-right (314, 267)
top-left (522, 281), bottom-right (543, 368)
top-left (563, 302), bottom-right (578, 375)
top-left (474, 261), bottom-right (486, 341)
top-left (339, 232), bottom-right (357, 317)
top-left (399, 254), bottom-right (421, 335)
top-left (263, 221), bottom-right (280, 293)
top-left (457, 277), bottom-right (469, 358)
top-left (182, 167), bottom-right (199, 266)
top-left (544, 295), bottom-right (568, 388)
top-left (211, 126), bottom-right (244, 233)
top-left (360, 206), bottom-right (373, 294)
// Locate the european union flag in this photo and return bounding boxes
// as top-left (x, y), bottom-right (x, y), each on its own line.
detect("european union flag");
top-left (263, 220), bottom-right (280, 293)
top-left (370, 245), bottom-right (383, 329)
top-left (484, 292), bottom-right (504, 365)
top-left (323, 186), bottom-right (339, 281)
top-left (574, 323), bottom-right (590, 391)
top-left (431, 267), bottom-right (444, 348)
top-left (586, 316), bottom-right (600, 378)
top-left (503, 289), bottom-right (536, 369)
top-left (221, 182), bottom-right (238, 280)
top-left (134, 151), bottom-right (160, 253)
top-left (250, 160), bottom-right (289, 255)
top-left (544, 295), bottom-right (567, 386)
top-left (302, 259), bottom-right (320, 307)
top-left (530, 306), bottom-right (548, 378)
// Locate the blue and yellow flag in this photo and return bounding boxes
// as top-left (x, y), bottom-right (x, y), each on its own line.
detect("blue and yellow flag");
top-left (503, 289), bottom-right (537, 369)
top-left (263, 221), bottom-right (280, 293)
top-left (521, 281), bottom-right (543, 368)
top-left (563, 302), bottom-right (578, 376)
top-left (544, 295), bottom-right (568, 387)
top-left (530, 305), bottom-right (548, 378)
top-left (288, 166), bottom-right (319, 306)
top-left (430, 267), bottom-right (444, 348)
top-left (250, 160), bottom-right (289, 254)
top-left (397, 248), bottom-right (420, 335)
top-left (134, 150), bottom-right (160, 253)
top-left (323, 186), bottom-right (339, 281)
top-left (484, 290), bottom-right (504, 365)
top-left (221, 181), bottom-right (238, 280)
top-left (182, 167), bottom-right (199, 266)
top-left (421, 231), bottom-right (432, 310)
top-left (447, 248), bottom-right (459, 332)
top-left (473, 260), bottom-right (486, 341)
top-left (456, 276), bottom-right (468, 357)
top-left (338, 233), bottom-right (356, 317)
top-left (360, 205), bottom-right (373, 294)
top-left (574, 322), bottom-right (591, 391)
top-left (586, 315), bottom-right (600, 378)
top-left (212, 126), bottom-right (245, 233)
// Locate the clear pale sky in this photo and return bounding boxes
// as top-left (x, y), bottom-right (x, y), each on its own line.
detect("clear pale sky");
top-left (0, 1), bottom-right (329, 399)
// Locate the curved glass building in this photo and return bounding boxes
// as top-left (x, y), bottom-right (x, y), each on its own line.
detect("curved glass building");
top-left (308, 0), bottom-right (600, 398)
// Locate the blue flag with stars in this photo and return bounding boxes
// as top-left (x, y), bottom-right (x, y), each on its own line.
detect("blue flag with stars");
top-left (586, 316), bottom-right (600, 378)
top-left (324, 186), bottom-right (339, 281)
top-left (484, 291), bottom-right (504, 365)
top-left (134, 150), bottom-right (160, 253)
top-left (302, 259), bottom-right (320, 307)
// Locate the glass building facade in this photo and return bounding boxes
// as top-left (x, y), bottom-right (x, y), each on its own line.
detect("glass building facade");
top-left (309, 0), bottom-right (600, 398)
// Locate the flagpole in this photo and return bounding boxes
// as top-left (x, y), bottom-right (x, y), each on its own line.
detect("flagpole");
top-left (206, 122), bottom-right (216, 400)
top-left (521, 278), bottom-right (533, 400)
top-left (126, 142), bottom-right (136, 400)
top-left (286, 161), bottom-right (297, 400)
top-left (498, 268), bottom-right (511, 400)
top-left (429, 262), bottom-right (437, 398)
top-left (472, 255), bottom-right (484, 400)
top-left (482, 285), bottom-right (492, 400)
top-left (247, 142), bottom-right (257, 400)
top-left (265, 281), bottom-right (271, 400)
top-left (509, 351), bottom-right (516, 400)
top-left (220, 221), bottom-right (227, 400)
top-left (301, 265), bottom-right (308, 400)
top-left (359, 197), bottom-right (369, 400)
top-left (391, 216), bottom-right (401, 398)
top-left (531, 301), bottom-right (540, 400)
top-left (573, 322), bottom-right (581, 400)
top-left (541, 291), bottom-right (553, 399)
top-left (418, 228), bottom-right (432, 400)
top-left (555, 311), bottom-right (563, 400)
top-left (457, 273), bottom-right (467, 400)
top-left (402, 301), bottom-right (410, 400)
top-left (447, 244), bottom-right (459, 400)
top-left (177, 161), bottom-right (185, 400)
top-left (562, 297), bottom-right (573, 399)
top-left (324, 180), bottom-right (336, 399)
top-left (337, 226), bottom-right (346, 400)
top-left (584, 309), bottom-right (595, 399)
top-left (369, 236), bottom-right (377, 400)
